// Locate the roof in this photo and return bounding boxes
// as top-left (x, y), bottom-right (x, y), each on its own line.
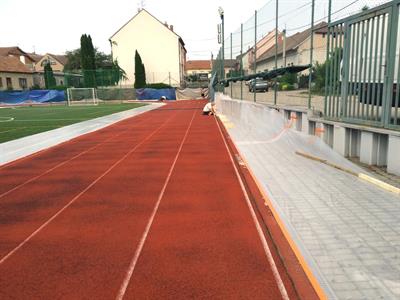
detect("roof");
top-left (109, 9), bottom-right (186, 50)
top-left (221, 59), bottom-right (237, 68)
top-left (0, 46), bottom-right (25, 57)
top-left (0, 56), bottom-right (33, 73)
top-left (27, 53), bottom-right (43, 63)
top-left (257, 22), bottom-right (327, 63)
top-left (46, 53), bottom-right (68, 65)
top-left (0, 47), bottom-right (35, 64)
top-left (186, 60), bottom-right (211, 70)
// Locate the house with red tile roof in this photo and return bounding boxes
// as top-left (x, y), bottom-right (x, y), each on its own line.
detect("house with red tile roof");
top-left (0, 55), bottom-right (34, 90)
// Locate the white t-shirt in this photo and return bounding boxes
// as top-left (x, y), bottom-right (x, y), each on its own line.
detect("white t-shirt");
top-left (203, 103), bottom-right (212, 112)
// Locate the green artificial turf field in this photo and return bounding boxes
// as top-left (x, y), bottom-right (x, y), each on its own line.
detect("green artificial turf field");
top-left (0, 103), bottom-right (146, 143)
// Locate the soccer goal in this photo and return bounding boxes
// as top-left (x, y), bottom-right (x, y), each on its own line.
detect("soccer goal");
top-left (67, 88), bottom-right (98, 106)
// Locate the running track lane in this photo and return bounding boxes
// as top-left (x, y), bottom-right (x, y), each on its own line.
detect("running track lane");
top-left (0, 100), bottom-right (297, 299)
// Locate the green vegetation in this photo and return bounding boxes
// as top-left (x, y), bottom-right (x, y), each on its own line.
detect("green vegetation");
top-left (0, 103), bottom-right (146, 143)
top-left (134, 50), bottom-right (146, 88)
top-left (44, 63), bottom-right (56, 89)
top-left (80, 34), bottom-right (97, 87)
top-left (145, 83), bottom-right (172, 89)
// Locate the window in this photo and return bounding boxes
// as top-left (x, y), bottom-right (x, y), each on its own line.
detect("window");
top-left (41, 58), bottom-right (56, 67)
top-left (0, 77), bottom-right (2, 88)
top-left (19, 78), bottom-right (28, 90)
top-left (6, 77), bottom-right (12, 89)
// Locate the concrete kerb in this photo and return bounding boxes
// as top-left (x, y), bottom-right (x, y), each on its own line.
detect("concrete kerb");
top-left (0, 103), bottom-right (164, 166)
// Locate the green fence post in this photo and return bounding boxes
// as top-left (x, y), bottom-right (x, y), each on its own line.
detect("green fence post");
top-left (308, 0), bottom-right (315, 109)
top-left (231, 32), bottom-right (233, 98)
top-left (341, 22), bottom-right (351, 119)
top-left (382, 3), bottom-right (398, 127)
top-left (241, 23), bottom-right (243, 101)
top-left (324, 0), bottom-right (332, 116)
top-left (254, 10), bottom-right (257, 103)
top-left (274, 0), bottom-right (278, 105)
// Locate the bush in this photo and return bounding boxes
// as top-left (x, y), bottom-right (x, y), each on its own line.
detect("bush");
top-left (30, 84), bottom-right (42, 90)
top-left (281, 84), bottom-right (295, 91)
top-left (298, 75), bottom-right (309, 89)
top-left (144, 83), bottom-right (173, 89)
top-left (52, 85), bottom-right (68, 91)
top-left (278, 72), bottom-right (297, 85)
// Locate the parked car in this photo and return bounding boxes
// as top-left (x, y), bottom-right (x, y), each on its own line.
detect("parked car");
top-left (248, 78), bottom-right (269, 92)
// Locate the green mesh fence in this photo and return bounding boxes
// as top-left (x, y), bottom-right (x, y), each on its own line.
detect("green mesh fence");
top-left (96, 88), bottom-right (136, 101)
top-left (64, 69), bottom-right (125, 88)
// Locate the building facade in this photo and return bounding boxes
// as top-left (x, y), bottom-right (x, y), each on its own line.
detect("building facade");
top-left (0, 56), bottom-right (34, 91)
top-left (256, 22), bottom-right (328, 74)
top-left (109, 9), bottom-right (187, 87)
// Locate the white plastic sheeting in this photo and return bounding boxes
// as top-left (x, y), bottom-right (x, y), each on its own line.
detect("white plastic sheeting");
top-left (216, 94), bottom-right (400, 300)
top-left (176, 88), bottom-right (208, 100)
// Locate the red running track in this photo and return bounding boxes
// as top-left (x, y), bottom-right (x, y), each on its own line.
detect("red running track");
top-left (0, 100), bottom-right (307, 299)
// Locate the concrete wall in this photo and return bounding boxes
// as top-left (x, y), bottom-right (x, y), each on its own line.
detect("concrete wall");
top-left (0, 72), bottom-right (34, 90)
top-left (282, 107), bottom-right (400, 176)
top-left (110, 10), bottom-right (184, 86)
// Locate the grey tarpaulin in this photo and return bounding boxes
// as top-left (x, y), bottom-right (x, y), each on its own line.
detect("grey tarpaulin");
top-left (176, 88), bottom-right (209, 100)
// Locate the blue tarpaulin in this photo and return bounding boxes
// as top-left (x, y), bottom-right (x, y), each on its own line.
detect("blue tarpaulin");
top-left (0, 90), bottom-right (66, 105)
top-left (136, 88), bottom-right (176, 100)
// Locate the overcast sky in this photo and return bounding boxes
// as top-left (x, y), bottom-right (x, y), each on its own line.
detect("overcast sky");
top-left (0, 0), bottom-right (387, 60)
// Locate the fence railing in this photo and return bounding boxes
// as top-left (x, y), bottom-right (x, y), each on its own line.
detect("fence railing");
top-left (325, 0), bottom-right (400, 131)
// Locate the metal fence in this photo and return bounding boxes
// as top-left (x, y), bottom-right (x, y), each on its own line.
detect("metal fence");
top-left (211, 0), bottom-right (398, 128)
top-left (325, 1), bottom-right (400, 130)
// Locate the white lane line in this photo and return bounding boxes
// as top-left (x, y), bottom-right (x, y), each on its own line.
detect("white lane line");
top-left (116, 108), bottom-right (197, 300)
top-left (0, 118), bottom-right (148, 200)
top-left (215, 116), bottom-right (290, 300)
top-left (0, 113), bottom-right (177, 266)
top-left (0, 117), bottom-right (14, 122)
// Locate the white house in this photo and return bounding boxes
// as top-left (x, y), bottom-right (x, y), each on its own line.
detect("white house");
top-left (109, 9), bottom-right (186, 87)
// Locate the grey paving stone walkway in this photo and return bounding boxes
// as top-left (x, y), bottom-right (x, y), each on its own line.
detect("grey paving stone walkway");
top-left (217, 96), bottom-right (400, 300)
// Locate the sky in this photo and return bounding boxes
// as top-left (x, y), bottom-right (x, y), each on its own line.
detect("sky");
top-left (0, 0), bottom-right (387, 60)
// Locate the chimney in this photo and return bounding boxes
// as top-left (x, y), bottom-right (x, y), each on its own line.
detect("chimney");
top-left (20, 55), bottom-right (26, 64)
top-left (169, 25), bottom-right (174, 32)
top-left (164, 22), bottom-right (168, 28)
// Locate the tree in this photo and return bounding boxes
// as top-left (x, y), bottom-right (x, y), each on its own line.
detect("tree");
top-left (134, 50), bottom-right (146, 88)
top-left (44, 63), bottom-right (56, 89)
top-left (64, 48), bottom-right (113, 71)
top-left (80, 34), bottom-right (97, 87)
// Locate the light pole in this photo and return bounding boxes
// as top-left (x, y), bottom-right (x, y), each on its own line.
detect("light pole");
top-left (219, 7), bottom-right (225, 85)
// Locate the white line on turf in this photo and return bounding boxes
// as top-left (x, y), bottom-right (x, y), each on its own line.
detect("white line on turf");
top-left (116, 108), bottom-right (197, 300)
top-left (0, 113), bottom-right (177, 266)
top-left (0, 117), bottom-right (14, 122)
top-left (215, 116), bottom-right (290, 300)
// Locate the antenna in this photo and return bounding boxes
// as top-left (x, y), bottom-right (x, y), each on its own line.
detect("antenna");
top-left (137, 0), bottom-right (146, 11)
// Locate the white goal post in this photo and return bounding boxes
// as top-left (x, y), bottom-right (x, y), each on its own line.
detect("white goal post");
top-left (67, 88), bottom-right (98, 106)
